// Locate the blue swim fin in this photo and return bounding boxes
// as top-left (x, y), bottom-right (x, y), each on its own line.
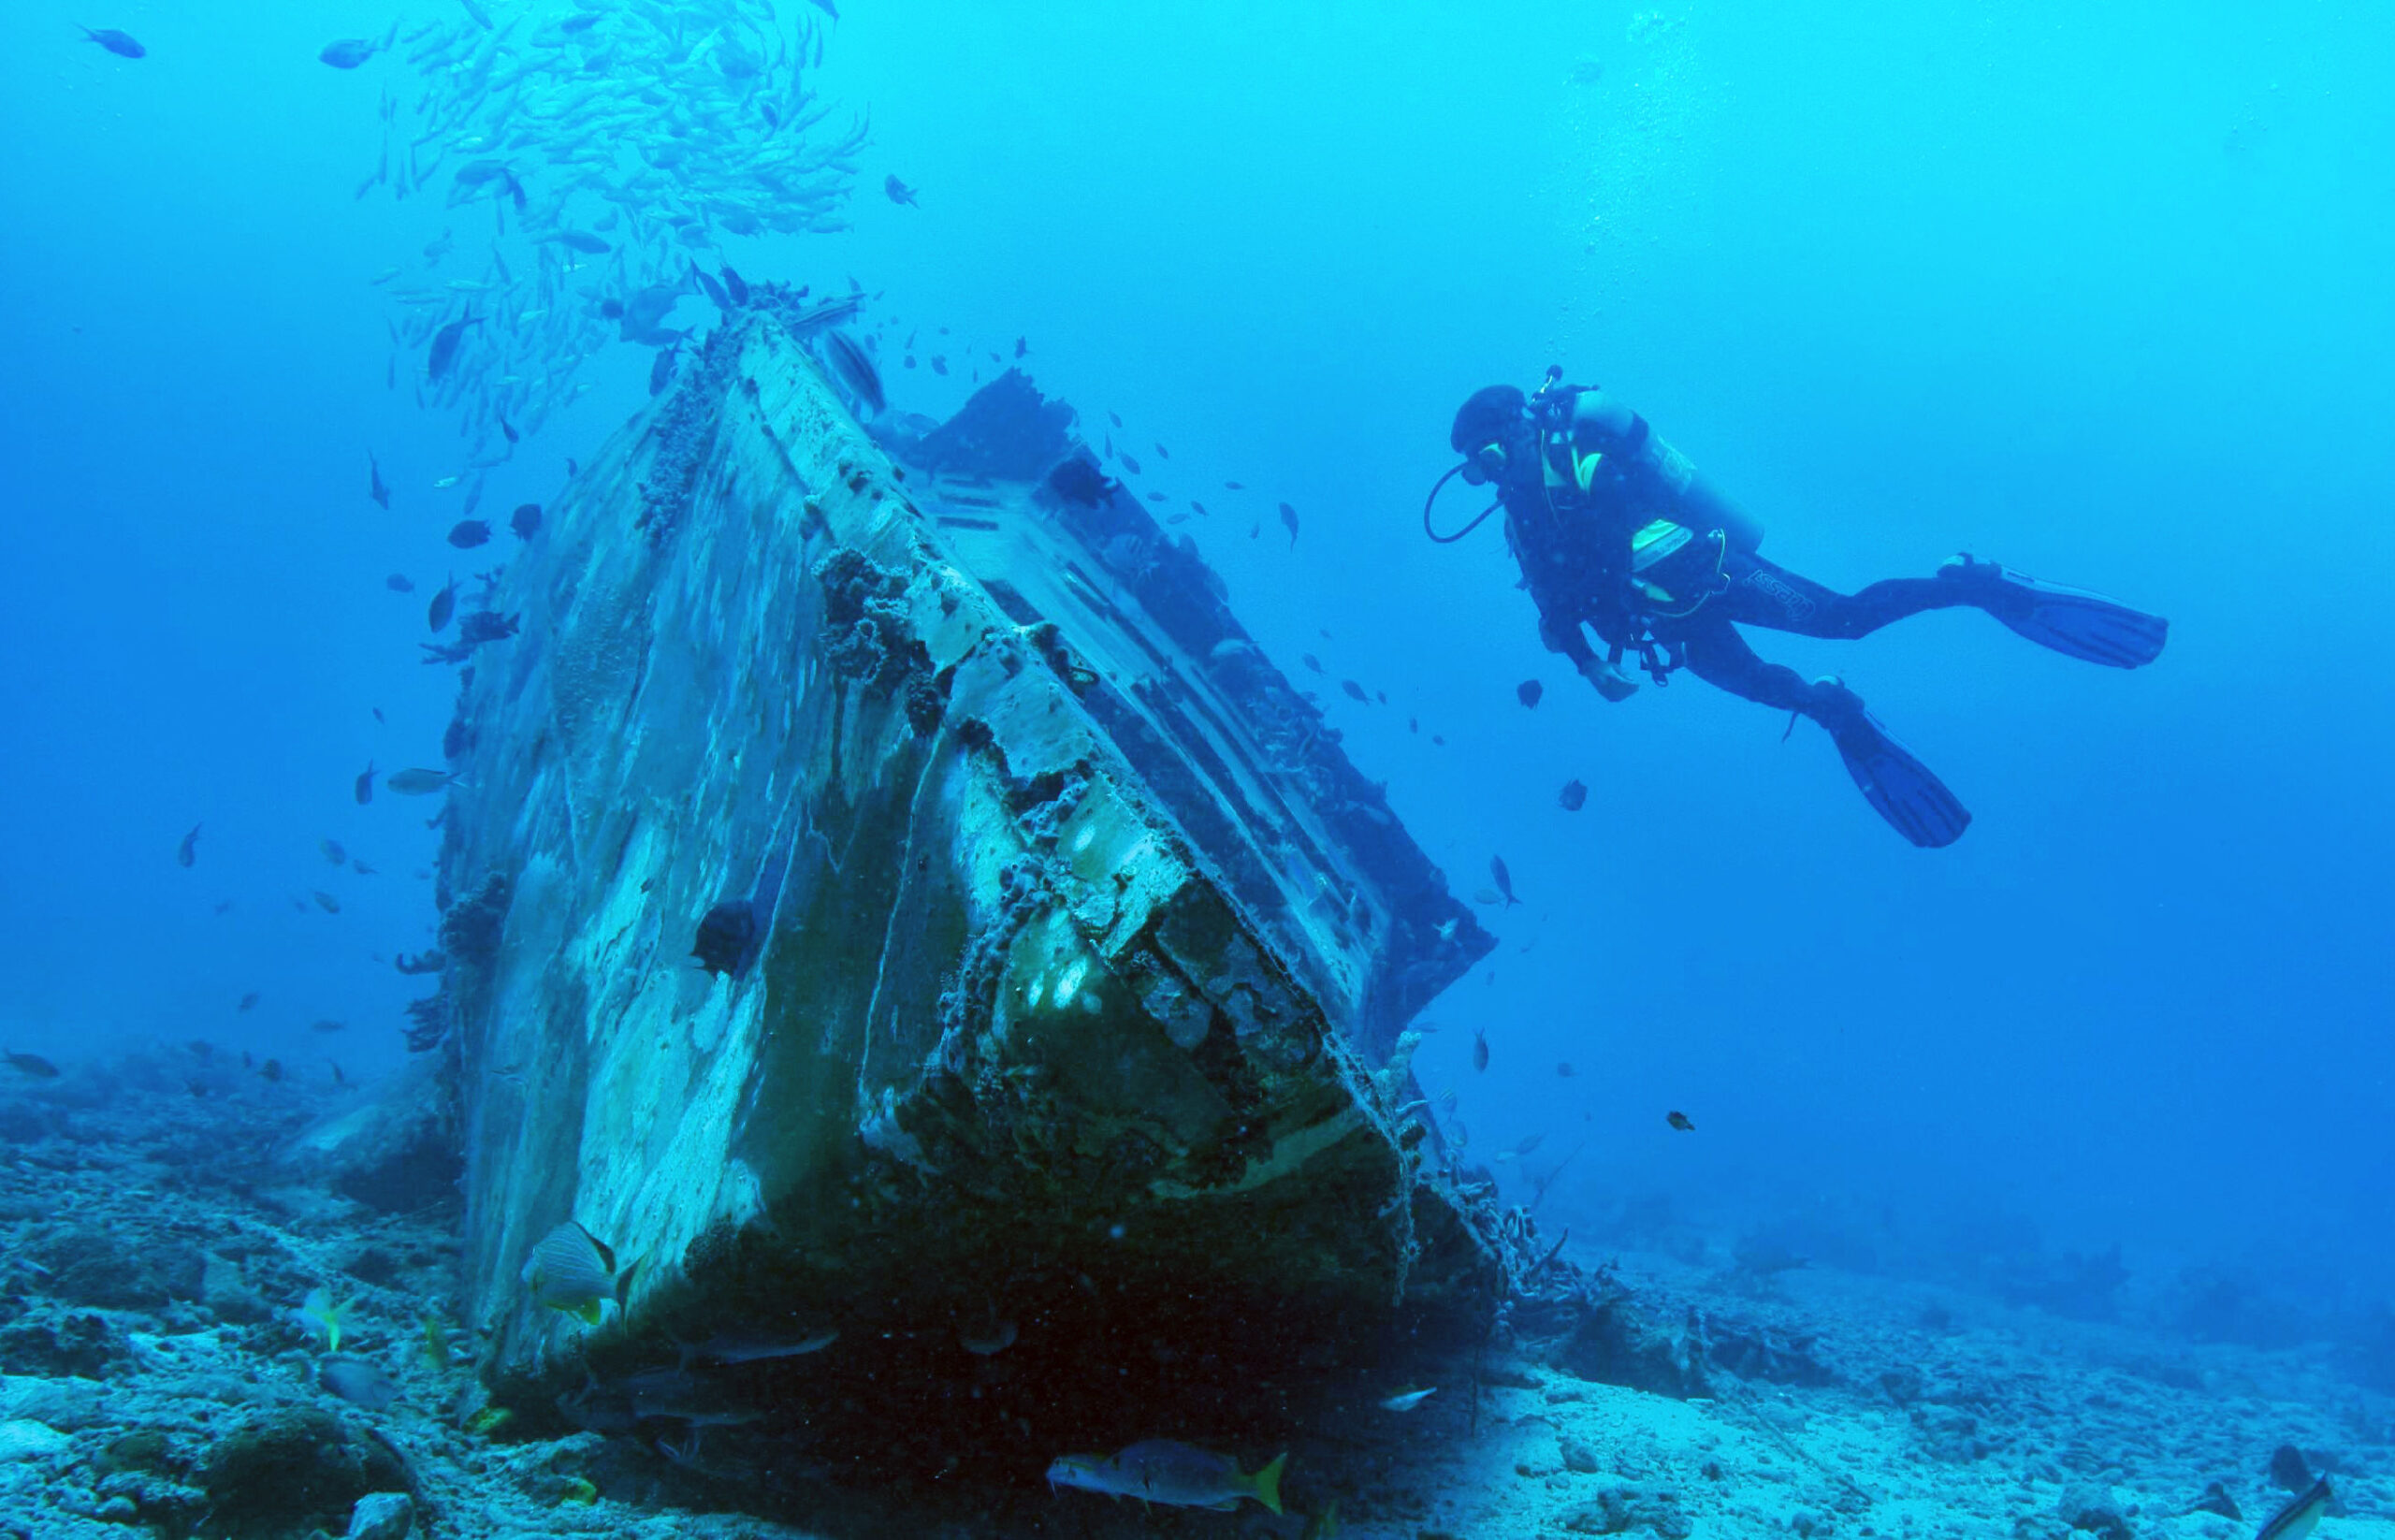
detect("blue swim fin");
top-left (1812, 679), bottom-right (1971, 849)
top-left (1940, 554), bottom-right (2168, 669)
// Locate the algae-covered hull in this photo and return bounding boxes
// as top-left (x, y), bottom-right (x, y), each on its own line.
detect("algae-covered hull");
top-left (435, 312), bottom-right (1502, 1483)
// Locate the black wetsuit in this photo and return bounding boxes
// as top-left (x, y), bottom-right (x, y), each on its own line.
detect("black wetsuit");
top-left (1502, 386), bottom-right (1974, 716)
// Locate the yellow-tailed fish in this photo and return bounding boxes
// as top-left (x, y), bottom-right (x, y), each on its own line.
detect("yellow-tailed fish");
top-left (520, 1219), bottom-right (631, 1325)
top-left (298, 1286), bottom-right (349, 1352)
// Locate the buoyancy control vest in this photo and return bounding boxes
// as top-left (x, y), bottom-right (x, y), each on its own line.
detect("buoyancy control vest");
top-left (1529, 385), bottom-right (1766, 562)
top-left (1513, 383), bottom-right (1773, 689)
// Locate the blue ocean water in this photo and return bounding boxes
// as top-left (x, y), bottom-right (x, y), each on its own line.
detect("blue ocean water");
top-left (1, 0), bottom-right (2388, 1435)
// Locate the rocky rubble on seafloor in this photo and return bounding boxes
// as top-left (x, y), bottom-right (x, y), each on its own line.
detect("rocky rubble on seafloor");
top-left (7, 1054), bottom-right (2393, 1538)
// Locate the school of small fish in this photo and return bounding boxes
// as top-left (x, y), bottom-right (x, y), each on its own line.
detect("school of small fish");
top-left (359, 0), bottom-right (866, 458)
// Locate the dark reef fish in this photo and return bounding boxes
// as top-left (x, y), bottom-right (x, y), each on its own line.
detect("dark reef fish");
top-left (318, 23), bottom-right (395, 69)
top-left (648, 344), bottom-right (677, 397)
top-left (1558, 777), bottom-right (1588, 812)
top-left (317, 1355), bottom-right (398, 1410)
top-left (383, 767), bottom-right (457, 795)
top-left (1279, 501), bottom-right (1300, 546)
top-left (426, 314), bottom-right (479, 382)
top-left (356, 763), bottom-right (376, 805)
top-left (384, 574), bottom-right (414, 592)
top-left (79, 25), bottom-right (145, 58)
top-left (237, 992), bottom-right (259, 1011)
top-left (691, 899), bottom-right (760, 979)
top-left (720, 264), bottom-right (749, 307)
top-left (369, 453), bottom-right (392, 509)
top-left (822, 328), bottom-right (884, 416)
top-left (176, 822), bottom-right (201, 868)
top-left (446, 519), bottom-right (491, 548)
top-left (451, 159), bottom-right (511, 191)
top-left (1043, 457), bottom-right (1114, 508)
top-left (884, 173), bottom-right (919, 206)
top-left (4, 1050), bottom-right (61, 1079)
top-left (1666, 1111), bottom-right (1695, 1131)
top-left (617, 283), bottom-right (684, 345)
top-left (692, 265), bottom-right (731, 311)
top-left (1517, 679), bottom-right (1543, 710)
top-left (1489, 855), bottom-right (1519, 907)
top-left (312, 890), bottom-right (341, 914)
top-left (428, 574), bottom-right (457, 632)
top-left (456, 609), bottom-right (519, 646)
top-left (510, 502), bottom-right (541, 540)
top-left (1472, 1026), bottom-right (1488, 1072)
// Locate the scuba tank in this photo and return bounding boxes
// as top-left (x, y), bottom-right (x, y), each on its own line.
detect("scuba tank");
top-left (1530, 372), bottom-right (1765, 557)
top-left (1631, 428), bottom-right (1764, 556)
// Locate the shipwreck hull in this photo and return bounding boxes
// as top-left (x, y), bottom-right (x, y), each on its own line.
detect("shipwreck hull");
top-left (435, 311), bottom-right (1502, 1486)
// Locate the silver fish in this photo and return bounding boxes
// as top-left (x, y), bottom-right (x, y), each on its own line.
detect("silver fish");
top-left (2256, 1479), bottom-right (2331, 1540)
top-left (698, 1329), bottom-right (839, 1363)
top-left (1048, 1443), bottom-right (1285, 1515)
top-left (821, 328), bottom-right (883, 415)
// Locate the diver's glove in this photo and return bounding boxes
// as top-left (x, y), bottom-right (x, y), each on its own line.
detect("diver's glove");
top-left (1576, 653), bottom-right (1640, 703)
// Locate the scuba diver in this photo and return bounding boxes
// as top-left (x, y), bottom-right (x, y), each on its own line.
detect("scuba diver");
top-left (1430, 370), bottom-right (2169, 847)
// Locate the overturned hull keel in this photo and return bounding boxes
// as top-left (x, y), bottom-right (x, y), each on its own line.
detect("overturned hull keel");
top-left (438, 314), bottom-right (1504, 1490)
